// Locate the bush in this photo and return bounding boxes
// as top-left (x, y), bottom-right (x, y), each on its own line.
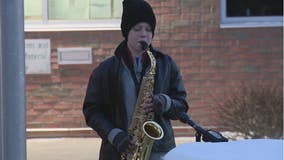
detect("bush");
top-left (216, 82), bottom-right (283, 139)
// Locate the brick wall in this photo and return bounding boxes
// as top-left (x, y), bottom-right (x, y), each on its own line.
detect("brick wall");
top-left (26, 31), bottom-right (122, 129)
top-left (25, 0), bottom-right (283, 137)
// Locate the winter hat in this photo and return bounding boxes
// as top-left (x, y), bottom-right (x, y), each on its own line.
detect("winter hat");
top-left (121, 0), bottom-right (156, 39)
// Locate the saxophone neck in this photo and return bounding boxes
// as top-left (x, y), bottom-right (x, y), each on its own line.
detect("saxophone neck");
top-left (138, 41), bottom-right (156, 75)
top-left (145, 48), bottom-right (156, 75)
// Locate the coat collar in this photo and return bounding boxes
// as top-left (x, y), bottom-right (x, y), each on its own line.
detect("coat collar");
top-left (114, 40), bottom-right (151, 70)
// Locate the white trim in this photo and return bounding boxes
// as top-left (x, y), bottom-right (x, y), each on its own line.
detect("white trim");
top-left (220, 20), bottom-right (283, 28)
top-left (25, 19), bottom-right (121, 32)
top-left (27, 128), bottom-right (92, 132)
top-left (220, 0), bottom-right (283, 28)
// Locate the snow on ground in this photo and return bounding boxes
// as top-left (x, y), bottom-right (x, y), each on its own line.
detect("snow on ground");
top-left (163, 139), bottom-right (283, 160)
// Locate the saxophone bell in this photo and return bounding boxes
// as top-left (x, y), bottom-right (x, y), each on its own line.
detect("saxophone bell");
top-left (139, 121), bottom-right (163, 160)
top-left (142, 121), bottom-right (164, 140)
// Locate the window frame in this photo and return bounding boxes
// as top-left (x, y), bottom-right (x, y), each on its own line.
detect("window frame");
top-left (24, 0), bottom-right (121, 32)
top-left (220, 0), bottom-right (283, 28)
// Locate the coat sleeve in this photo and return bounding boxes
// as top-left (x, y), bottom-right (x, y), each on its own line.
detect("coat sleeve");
top-left (82, 62), bottom-right (115, 140)
top-left (163, 57), bottom-right (189, 120)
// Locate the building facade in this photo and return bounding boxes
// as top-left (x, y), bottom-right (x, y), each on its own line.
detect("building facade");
top-left (25, 0), bottom-right (283, 137)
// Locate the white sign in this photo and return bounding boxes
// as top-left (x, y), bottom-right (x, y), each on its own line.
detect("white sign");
top-left (58, 47), bottom-right (92, 65)
top-left (25, 39), bottom-right (51, 74)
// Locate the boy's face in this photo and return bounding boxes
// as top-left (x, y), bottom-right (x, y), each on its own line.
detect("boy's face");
top-left (127, 22), bottom-right (153, 54)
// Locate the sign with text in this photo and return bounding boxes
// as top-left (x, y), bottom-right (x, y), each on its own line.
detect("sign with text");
top-left (25, 39), bottom-right (51, 74)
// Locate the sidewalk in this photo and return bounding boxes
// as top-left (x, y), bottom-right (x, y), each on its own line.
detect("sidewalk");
top-left (27, 137), bottom-right (195, 160)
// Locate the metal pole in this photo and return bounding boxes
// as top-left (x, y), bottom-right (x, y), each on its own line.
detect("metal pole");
top-left (0, 0), bottom-right (4, 159)
top-left (0, 0), bottom-right (26, 159)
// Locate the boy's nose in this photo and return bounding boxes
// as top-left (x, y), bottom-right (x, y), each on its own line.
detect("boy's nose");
top-left (140, 29), bottom-right (148, 36)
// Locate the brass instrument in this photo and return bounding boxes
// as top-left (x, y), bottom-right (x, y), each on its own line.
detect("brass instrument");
top-left (121, 42), bottom-right (164, 160)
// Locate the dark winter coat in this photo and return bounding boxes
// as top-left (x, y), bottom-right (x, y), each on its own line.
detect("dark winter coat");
top-left (83, 41), bottom-right (188, 160)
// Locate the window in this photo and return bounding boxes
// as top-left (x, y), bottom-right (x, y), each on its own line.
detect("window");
top-left (220, 0), bottom-right (283, 28)
top-left (24, 0), bottom-right (122, 31)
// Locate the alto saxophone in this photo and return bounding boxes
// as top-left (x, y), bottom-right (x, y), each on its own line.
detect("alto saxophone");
top-left (121, 42), bottom-right (164, 160)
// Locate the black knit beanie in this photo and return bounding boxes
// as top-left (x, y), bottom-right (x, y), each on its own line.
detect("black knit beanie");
top-left (121, 0), bottom-right (156, 40)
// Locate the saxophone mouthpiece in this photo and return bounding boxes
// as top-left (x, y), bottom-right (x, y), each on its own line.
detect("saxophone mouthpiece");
top-left (139, 41), bottom-right (148, 50)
